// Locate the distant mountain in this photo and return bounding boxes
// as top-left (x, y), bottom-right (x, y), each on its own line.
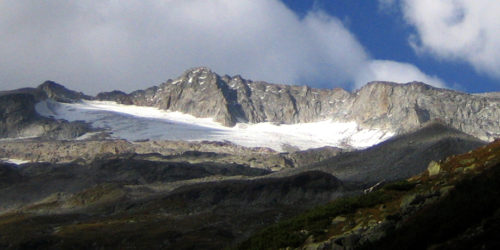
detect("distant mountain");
top-left (97, 67), bottom-right (500, 142)
top-left (1, 67), bottom-right (499, 145)
top-left (0, 86), bottom-right (90, 139)
top-left (1, 68), bottom-right (499, 249)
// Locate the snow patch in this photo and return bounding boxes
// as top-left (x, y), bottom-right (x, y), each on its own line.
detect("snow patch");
top-left (35, 100), bottom-right (394, 151)
top-left (1, 158), bottom-right (30, 165)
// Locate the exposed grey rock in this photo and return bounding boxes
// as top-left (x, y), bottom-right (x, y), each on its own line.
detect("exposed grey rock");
top-left (474, 91), bottom-right (500, 100)
top-left (37, 80), bottom-right (92, 103)
top-left (0, 87), bottom-right (91, 139)
top-left (427, 161), bottom-right (441, 176)
top-left (0, 139), bottom-right (294, 170)
top-left (4, 69), bottom-right (500, 144)
top-left (101, 67), bottom-right (350, 126)
top-left (98, 67), bottom-right (500, 141)
top-left (347, 81), bottom-right (500, 141)
top-left (0, 91), bottom-right (40, 137)
top-left (96, 90), bottom-right (133, 104)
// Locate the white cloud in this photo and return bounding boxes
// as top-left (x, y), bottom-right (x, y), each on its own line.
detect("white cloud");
top-left (0, 0), bottom-right (370, 94)
top-left (401, 0), bottom-right (500, 79)
top-left (355, 60), bottom-right (445, 88)
top-left (0, 0), bottom-right (445, 94)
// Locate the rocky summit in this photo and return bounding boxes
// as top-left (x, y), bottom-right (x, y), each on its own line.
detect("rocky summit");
top-left (97, 67), bottom-right (500, 141)
top-left (0, 67), bottom-right (499, 143)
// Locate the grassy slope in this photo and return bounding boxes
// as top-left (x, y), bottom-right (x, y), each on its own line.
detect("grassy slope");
top-left (239, 139), bottom-right (500, 249)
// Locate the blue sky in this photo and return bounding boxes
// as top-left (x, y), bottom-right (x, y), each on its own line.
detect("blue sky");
top-left (0, 0), bottom-right (499, 94)
top-left (282, 0), bottom-right (499, 93)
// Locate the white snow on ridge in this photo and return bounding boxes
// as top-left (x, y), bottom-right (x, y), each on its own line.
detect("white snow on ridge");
top-left (0, 158), bottom-right (30, 165)
top-left (35, 100), bottom-right (394, 151)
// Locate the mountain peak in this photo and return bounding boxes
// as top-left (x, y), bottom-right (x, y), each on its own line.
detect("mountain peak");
top-left (182, 66), bottom-right (213, 76)
top-left (17, 67), bottom-right (499, 142)
top-left (37, 80), bottom-right (91, 103)
top-left (38, 80), bottom-right (65, 89)
top-left (362, 80), bottom-right (435, 90)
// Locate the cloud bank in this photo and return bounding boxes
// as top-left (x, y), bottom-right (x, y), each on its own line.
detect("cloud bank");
top-left (0, 0), bottom-right (443, 94)
top-left (355, 60), bottom-right (445, 88)
top-left (386, 0), bottom-right (500, 80)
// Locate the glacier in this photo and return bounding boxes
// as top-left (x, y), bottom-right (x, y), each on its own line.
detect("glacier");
top-left (35, 100), bottom-right (394, 151)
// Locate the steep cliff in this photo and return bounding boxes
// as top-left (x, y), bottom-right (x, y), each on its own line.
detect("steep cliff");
top-left (98, 67), bottom-right (500, 141)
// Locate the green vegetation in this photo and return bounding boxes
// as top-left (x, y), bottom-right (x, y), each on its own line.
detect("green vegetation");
top-left (240, 139), bottom-right (500, 249)
top-left (364, 162), bottom-right (500, 250)
top-left (238, 191), bottom-right (391, 250)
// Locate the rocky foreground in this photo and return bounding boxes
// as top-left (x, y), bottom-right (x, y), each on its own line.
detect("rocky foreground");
top-left (241, 139), bottom-right (500, 250)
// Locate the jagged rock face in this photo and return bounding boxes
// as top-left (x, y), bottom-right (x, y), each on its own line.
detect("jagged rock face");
top-left (99, 67), bottom-right (499, 141)
top-left (0, 92), bottom-right (39, 137)
top-left (0, 139), bottom-right (297, 170)
top-left (0, 88), bottom-right (90, 139)
top-left (349, 82), bottom-right (500, 141)
top-left (38, 81), bottom-right (92, 103)
top-left (219, 75), bottom-right (351, 125)
top-left (107, 67), bottom-right (352, 126)
top-left (2, 70), bottom-right (498, 142)
top-left (96, 90), bottom-right (132, 104)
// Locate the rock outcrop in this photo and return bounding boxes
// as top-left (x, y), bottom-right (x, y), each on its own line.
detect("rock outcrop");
top-left (3, 68), bottom-right (499, 142)
top-left (0, 86), bottom-right (91, 139)
top-left (95, 90), bottom-right (133, 104)
top-left (348, 82), bottom-right (500, 141)
top-left (98, 67), bottom-right (350, 126)
top-left (98, 67), bottom-right (500, 141)
top-left (37, 81), bottom-right (92, 103)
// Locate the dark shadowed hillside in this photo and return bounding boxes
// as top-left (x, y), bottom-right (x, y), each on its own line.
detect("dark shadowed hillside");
top-left (240, 139), bottom-right (500, 250)
top-left (279, 122), bottom-right (485, 185)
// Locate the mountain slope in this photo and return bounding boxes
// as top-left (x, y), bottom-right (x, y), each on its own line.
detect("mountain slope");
top-left (2, 67), bottom-right (499, 146)
top-left (240, 138), bottom-right (500, 250)
top-left (0, 157), bottom-right (271, 212)
top-left (33, 99), bottom-right (393, 151)
top-left (277, 122), bottom-right (486, 185)
top-left (97, 67), bottom-right (500, 141)
top-left (0, 88), bottom-right (90, 139)
top-left (0, 162), bottom-right (345, 249)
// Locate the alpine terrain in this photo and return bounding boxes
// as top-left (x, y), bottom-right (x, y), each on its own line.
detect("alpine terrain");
top-left (0, 67), bottom-right (499, 249)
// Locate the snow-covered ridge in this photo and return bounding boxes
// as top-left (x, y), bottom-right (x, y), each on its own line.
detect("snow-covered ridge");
top-left (0, 158), bottom-right (30, 165)
top-left (35, 100), bottom-right (394, 151)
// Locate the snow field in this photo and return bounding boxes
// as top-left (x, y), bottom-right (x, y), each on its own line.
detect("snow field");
top-left (35, 100), bottom-right (394, 151)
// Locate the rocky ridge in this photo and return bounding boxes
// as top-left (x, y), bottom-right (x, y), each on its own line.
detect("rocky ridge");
top-left (0, 84), bottom-right (91, 139)
top-left (97, 67), bottom-right (500, 142)
top-left (1, 68), bottom-right (499, 143)
top-left (0, 159), bottom-right (346, 249)
top-left (0, 139), bottom-right (341, 171)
